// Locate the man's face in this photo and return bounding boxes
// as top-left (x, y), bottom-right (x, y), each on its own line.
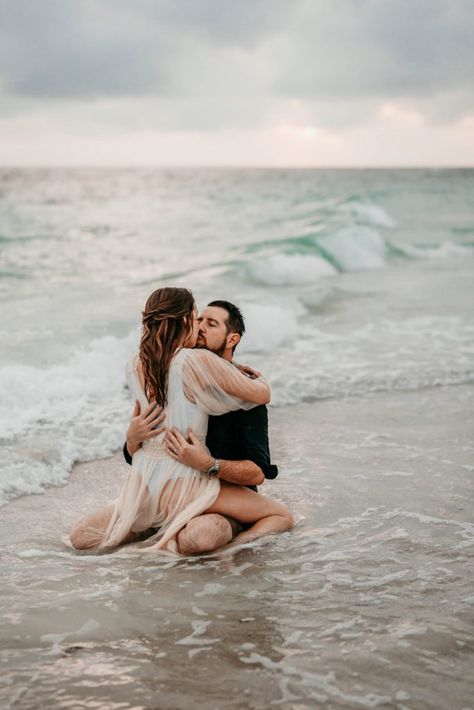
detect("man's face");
top-left (197, 306), bottom-right (230, 356)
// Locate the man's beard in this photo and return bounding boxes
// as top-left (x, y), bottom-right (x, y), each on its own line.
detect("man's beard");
top-left (212, 341), bottom-right (227, 357)
top-left (197, 335), bottom-right (226, 358)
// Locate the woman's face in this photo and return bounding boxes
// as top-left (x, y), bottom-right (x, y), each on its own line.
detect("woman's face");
top-left (183, 305), bottom-right (199, 348)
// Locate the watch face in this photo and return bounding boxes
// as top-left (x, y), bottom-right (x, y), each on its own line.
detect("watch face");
top-left (208, 460), bottom-right (220, 476)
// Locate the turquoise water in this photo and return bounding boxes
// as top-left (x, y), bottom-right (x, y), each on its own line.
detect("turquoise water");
top-left (1, 169), bottom-right (473, 709)
top-left (0, 168), bottom-right (473, 504)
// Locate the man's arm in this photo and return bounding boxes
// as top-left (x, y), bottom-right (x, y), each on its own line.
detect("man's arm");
top-left (164, 428), bottom-right (264, 486)
top-left (122, 401), bottom-right (166, 464)
top-left (216, 458), bottom-right (264, 486)
top-left (239, 405), bottom-right (278, 481)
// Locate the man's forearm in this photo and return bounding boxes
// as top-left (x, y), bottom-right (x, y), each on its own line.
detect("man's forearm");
top-left (217, 459), bottom-right (264, 486)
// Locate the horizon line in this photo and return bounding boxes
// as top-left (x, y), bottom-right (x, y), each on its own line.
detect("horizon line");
top-left (0, 164), bottom-right (473, 170)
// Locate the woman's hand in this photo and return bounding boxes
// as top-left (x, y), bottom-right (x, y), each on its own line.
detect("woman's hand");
top-left (233, 362), bottom-right (262, 380)
top-left (126, 400), bottom-right (166, 455)
top-left (165, 427), bottom-right (213, 471)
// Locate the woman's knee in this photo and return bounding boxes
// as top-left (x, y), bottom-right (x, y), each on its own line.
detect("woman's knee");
top-left (267, 499), bottom-right (294, 528)
top-left (70, 507), bottom-right (112, 549)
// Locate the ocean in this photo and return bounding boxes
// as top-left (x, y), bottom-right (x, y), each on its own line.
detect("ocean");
top-left (1, 168), bottom-right (473, 708)
top-left (1, 167), bottom-right (473, 506)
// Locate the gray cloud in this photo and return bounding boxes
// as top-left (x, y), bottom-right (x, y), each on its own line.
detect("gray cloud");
top-left (0, 0), bottom-right (473, 127)
top-left (274, 0), bottom-right (474, 101)
top-left (0, 0), bottom-right (289, 98)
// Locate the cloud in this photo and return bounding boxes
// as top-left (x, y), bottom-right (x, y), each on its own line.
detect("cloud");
top-left (0, 1), bottom-right (167, 97)
top-left (272, 0), bottom-right (474, 104)
top-left (0, 0), bottom-right (472, 107)
top-left (0, 0), bottom-right (472, 164)
top-left (0, 0), bottom-right (287, 98)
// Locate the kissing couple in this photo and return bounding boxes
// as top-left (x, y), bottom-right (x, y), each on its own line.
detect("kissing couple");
top-left (70, 287), bottom-right (293, 555)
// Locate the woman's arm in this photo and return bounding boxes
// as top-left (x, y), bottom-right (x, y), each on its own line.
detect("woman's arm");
top-left (182, 349), bottom-right (270, 414)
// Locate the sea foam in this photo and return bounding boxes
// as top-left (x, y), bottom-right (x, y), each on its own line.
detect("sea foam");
top-left (340, 200), bottom-right (396, 228)
top-left (248, 253), bottom-right (336, 286)
top-left (0, 331), bottom-right (138, 505)
top-left (317, 226), bottom-right (387, 271)
top-left (238, 302), bottom-right (300, 354)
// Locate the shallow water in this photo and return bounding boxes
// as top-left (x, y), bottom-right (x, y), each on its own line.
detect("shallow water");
top-left (1, 168), bottom-right (473, 706)
top-left (1, 168), bottom-right (474, 505)
top-left (1, 386), bottom-right (473, 709)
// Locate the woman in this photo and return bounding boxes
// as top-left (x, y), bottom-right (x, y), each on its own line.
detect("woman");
top-left (94, 286), bottom-right (293, 553)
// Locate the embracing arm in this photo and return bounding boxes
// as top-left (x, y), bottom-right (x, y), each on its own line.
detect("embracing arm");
top-left (165, 428), bottom-right (264, 485)
top-left (217, 459), bottom-right (264, 486)
top-left (182, 348), bottom-right (270, 411)
top-left (122, 400), bottom-right (166, 464)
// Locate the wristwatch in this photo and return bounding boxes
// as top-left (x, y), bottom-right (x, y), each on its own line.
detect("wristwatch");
top-left (206, 459), bottom-right (221, 477)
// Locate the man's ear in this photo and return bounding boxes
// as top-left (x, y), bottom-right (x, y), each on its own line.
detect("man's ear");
top-left (227, 332), bottom-right (240, 350)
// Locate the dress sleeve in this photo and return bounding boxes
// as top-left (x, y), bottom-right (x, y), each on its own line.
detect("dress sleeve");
top-left (125, 354), bottom-right (149, 410)
top-left (181, 349), bottom-right (271, 416)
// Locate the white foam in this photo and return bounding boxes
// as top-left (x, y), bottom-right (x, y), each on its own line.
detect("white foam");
top-left (341, 200), bottom-right (396, 227)
top-left (402, 240), bottom-right (473, 260)
top-left (267, 315), bottom-right (474, 405)
top-left (237, 302), bottom-right (300, 354)
top-left (317, 226), bottom-right (387, 271)
top-left (248, 253), bottom-right (336, 286)
top-left (0, 330), bottom-right (139, 505)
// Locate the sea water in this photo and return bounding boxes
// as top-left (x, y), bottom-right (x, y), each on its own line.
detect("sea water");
top-left (1, 167), bottom-right (473, 505)
top-left (1, 169), bottom-right (473, 708)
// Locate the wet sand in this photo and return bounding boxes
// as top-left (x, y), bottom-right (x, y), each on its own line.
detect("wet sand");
top-left (1, 386), bottom-right (474, 709)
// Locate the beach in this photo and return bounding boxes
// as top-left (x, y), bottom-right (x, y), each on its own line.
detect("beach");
top-left (1, 384), bottom-right (473, 709)
top-left (1, 167), bottom-right (474, 708)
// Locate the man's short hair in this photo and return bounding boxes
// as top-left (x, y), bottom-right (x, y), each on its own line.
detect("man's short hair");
top-left (207, 300), bottom-right (245, 338)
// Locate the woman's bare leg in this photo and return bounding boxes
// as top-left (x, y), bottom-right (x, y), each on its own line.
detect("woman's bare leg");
top-left (70, 505), bottom-right (153, 550)
top-left (204, 482), bottom-right (293, 546)
top-left (70, 506), bottom-right (115, 550)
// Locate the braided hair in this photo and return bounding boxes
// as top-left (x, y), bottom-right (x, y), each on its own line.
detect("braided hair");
top-left (139, 287), bottom-right (195, 407)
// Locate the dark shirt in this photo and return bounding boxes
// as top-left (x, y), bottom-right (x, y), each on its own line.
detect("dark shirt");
top-left (123, 404), bottom-right (278, 491)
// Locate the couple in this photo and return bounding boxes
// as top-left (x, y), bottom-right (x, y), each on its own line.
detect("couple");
top-left (70, 287), bottom-right (293, 555)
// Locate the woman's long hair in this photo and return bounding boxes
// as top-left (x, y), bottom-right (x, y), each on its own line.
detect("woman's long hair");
top-left (139, 287), bottom-right (195, 407)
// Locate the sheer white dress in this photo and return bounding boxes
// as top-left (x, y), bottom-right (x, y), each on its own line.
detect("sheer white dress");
top-left (99, 347), bottom-right (270, 552)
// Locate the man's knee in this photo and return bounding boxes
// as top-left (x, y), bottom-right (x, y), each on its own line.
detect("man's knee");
top-left (177, 514), bottom-right (233, 555)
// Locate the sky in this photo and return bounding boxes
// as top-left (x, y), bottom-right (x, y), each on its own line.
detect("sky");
top-left (0, 0), bottom-right (473, 167)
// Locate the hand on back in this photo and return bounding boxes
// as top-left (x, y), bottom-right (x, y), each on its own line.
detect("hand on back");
top-left (126, 400), bottom-right (166, 455)
top-left (164, 427), bottom-right (213, 471)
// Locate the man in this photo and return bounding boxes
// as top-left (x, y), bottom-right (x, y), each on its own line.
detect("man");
top-left (123, 300), bottom-right (278, 554)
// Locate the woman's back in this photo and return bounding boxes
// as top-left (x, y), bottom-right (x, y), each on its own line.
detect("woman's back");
top-left (126, 349), bottom-right (208, 448)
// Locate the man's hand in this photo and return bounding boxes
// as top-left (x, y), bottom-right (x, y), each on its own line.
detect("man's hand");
top-left (165, 427), bottom-right (213, 471)
top-left (126, 400), bottom-right (166, 456)
top-left (234, 362), bottom-right (262, 380)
